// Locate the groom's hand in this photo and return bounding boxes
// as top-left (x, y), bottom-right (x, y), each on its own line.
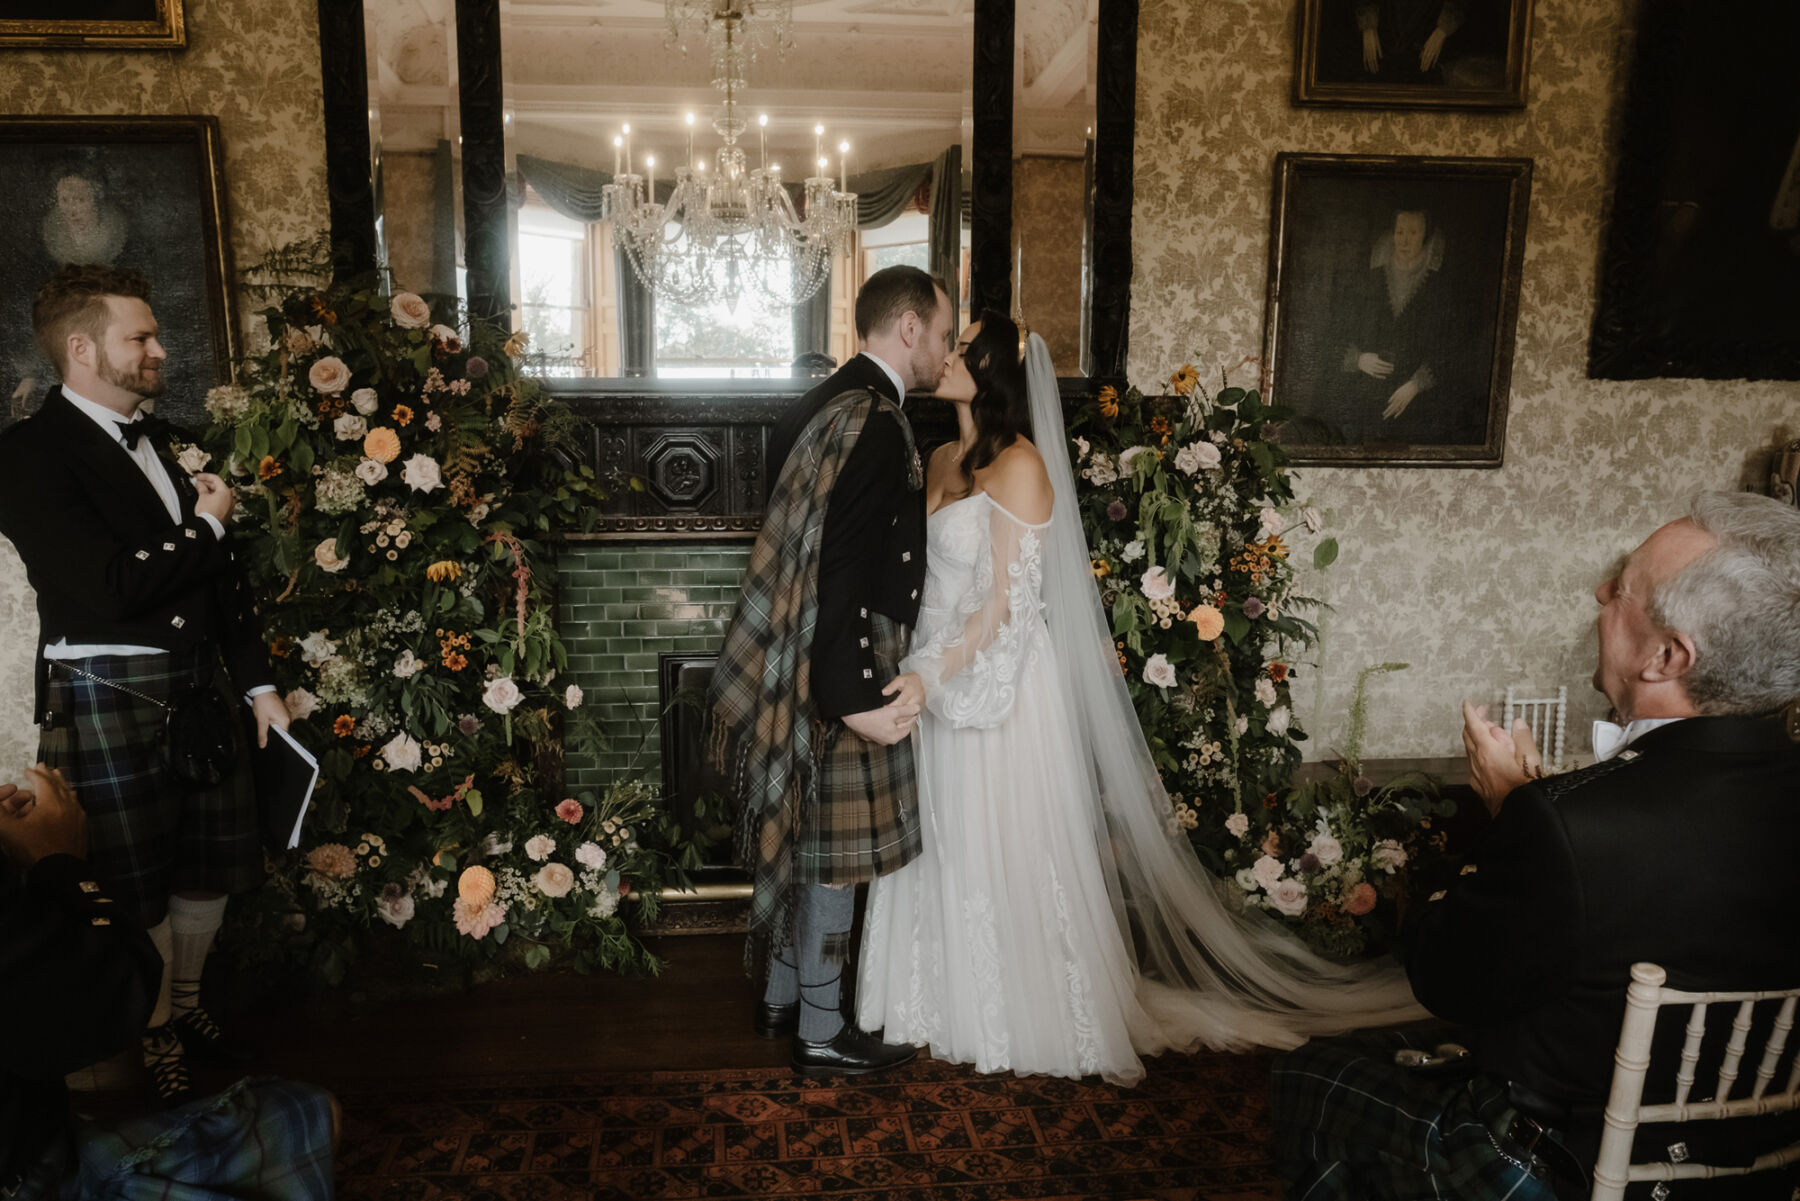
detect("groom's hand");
top-left (883, 672), bottom-right (924, 713)
top-left (842, 698), bottom-right (920, 745)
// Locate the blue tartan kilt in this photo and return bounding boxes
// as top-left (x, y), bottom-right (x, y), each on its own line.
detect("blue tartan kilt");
top-left (15, 1076), bottom-right (337, 1201)
top-left (39, 649), bottom-right (262, 928)
top-left (1271, 1029), bottom-right (1565, 1201)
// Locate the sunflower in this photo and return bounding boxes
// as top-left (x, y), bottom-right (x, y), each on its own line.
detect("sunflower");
top-left (1098, 384), bottom-right (1120, 419)
top-left (1169, 364), bottom-right (1200, 395)
top-left (425, 560), bottom-right (462, 583)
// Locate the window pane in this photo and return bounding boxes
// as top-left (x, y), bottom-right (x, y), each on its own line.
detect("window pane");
top-left (653, 244), bottom-right (797, 378)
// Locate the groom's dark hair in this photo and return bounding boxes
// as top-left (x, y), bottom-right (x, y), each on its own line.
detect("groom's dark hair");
top-left (855, 265), bottom-right (949, 340)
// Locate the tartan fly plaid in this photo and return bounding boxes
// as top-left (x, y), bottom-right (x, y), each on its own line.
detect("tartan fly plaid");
top-left (39, 649), bottom-right (261, 928)
top-left (707, 388), bottom-right (924, 943)
top-left (1271, 1030), bottom-right (1564, 1201)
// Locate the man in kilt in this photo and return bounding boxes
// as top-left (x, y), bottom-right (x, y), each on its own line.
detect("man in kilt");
top-left (1273, 492), bottom-right (1800, 1199)
top-left (709, 265), bottom-right (955, 1075)
top-left (0, 265), bottom-right (290, 1105)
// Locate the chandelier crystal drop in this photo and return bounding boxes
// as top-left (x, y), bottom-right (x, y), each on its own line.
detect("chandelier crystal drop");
top-left (605, 0), bottom-right (856, 310)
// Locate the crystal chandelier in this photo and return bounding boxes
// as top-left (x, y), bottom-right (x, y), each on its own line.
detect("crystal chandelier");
top-left (603, 0), bottom-right (857, 309)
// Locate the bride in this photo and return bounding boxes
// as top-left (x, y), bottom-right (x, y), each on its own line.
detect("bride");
top-left (855, 313), bottom-right (1425, 1085)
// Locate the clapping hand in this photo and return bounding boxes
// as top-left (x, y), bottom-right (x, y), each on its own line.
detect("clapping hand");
top-left (0, 764), bottom-right (87, 867)
top-left (1460, 701), bottom-right (1543, 817)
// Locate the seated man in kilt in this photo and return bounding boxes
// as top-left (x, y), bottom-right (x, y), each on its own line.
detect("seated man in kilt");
top-left (1, 763), bottom-right (337, 1200)
top-left (1273, 492), bottom-right (1800, 1199)
top-left (0, 265), bottom-right (291, 1104)
top-left (708, 265), bottom-right (955, 1075)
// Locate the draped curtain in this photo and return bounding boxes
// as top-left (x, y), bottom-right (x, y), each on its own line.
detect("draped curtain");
top-left (511, 146), bottom-right (965, 373)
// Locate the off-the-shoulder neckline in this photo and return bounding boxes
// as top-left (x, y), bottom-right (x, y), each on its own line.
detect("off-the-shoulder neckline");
top-left (929, 490), bottom-right (1052, 528)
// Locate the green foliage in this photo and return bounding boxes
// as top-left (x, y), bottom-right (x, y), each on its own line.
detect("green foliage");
top-left (209, 243), bottom-right (714, 985)
top-left (1072, 364), bottom-right (1448, 957)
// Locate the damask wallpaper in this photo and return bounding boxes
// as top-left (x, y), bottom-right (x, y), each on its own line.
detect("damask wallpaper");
top-left (1129, 0), bottom-right (1800, 761)
top-left (0, 0), bottom-right (327, 770)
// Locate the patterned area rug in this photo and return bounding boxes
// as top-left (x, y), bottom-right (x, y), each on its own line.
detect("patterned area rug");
top-left (335, 1051), bottom-right (1280, 1199)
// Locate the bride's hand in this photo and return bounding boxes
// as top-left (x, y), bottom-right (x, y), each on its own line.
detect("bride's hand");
top-left (843, 701), bottom-right (919, 745)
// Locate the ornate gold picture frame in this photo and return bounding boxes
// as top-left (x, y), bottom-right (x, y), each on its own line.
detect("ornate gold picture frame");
top-left (0, 0), bottom-right (185, 50)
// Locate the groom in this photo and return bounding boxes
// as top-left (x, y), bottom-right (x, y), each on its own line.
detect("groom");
top-left (709, 265), bottom-right (954, 1075)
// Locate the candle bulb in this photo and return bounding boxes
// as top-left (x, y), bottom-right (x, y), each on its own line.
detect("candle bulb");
top-left (613, 135), bottom-right (622, 177)
top-left (758, 113), bottom-right (768, 171)
top-left (814, 124), bottom-right (824, 173)
top-left (685, 112), bottom-right (695, 170)
top-left (838, 140), bottom-right (849, 193)
top-left (622, 123), bottom-right (632, 175)
top-left (646, 154), bottom-right (655, 202)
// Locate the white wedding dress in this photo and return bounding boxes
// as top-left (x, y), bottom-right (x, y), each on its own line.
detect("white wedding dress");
top-left (856, 334), bottom-right (1426, 1086)
top-left (857, 491), bottom-right (1159, 1082)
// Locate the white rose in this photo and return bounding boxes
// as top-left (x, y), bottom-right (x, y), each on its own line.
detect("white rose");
top-left (284, 687), bottom-right (319, 721)
top-left (1119, 446), bottom-right (1152, 474)
top-left (533, 862), bottom-right (575, 898)
top-left (589, 890), bottom-right (620, 919)
top-left (1308, 831), bottom-right (1343, 867)
top-left (1235, 868), bottom-right (1261, 893)
top-left (1121, 539), bottom-right (1145, 563)
top-left (393, 650), bottom-right (423, 679)
top-left (1254, 676), bottom-right (1278, 707)
top-left (1225, 812), bottom-right (1250, 838)
top-left (1258, 506), bottom-right (1286, 538)
top-left (1268, 878), bottom-right (1310, 917)
top-left (483, 677), bottom-right (524, 713)
top-left (354, 458), bottom-right (387, 485)
top-left (524, 834), bottom-right (556, 862)
top-left (575, 842), bottom-right (607, 871)
top-left (376, 887), bottom-right (415, 929)
top-left (390, 292), bottom-right (432, 330)
top-left (565, 683), bottom-right (584, 710)
top-left (313, 537), bottom-right (349, 573)
top-left (380, 732), bottom-right (423, 773)
top-left (1372, 839), bottom-right (1409, 873)
top-left (176, 444), bottom-right (211, 475)
top-left (334, 413), bottom-right (368, 442)
top-left (401, 453), bottom-right (443, 494)
top-left (1139, 566), bottom-right (1175, 601)
top-left (1142, 653), bottom-right (1177, 689)
top-left (1251, 854), bottom-right (1286, 891)
top-left (1267, 705), bottom-right (1292, 736)
top-left (351, 387), bottom-right (380, 415)
top-left (1191, 440), bottom-right (1223, 470)
top-left (308, 356), bottom-right (352, 395)
top-left (299, 630), bottom-right (338, 667)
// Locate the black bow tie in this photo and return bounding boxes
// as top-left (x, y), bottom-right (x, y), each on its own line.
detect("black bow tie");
top-left (115, 416), bottom-right (170, 450)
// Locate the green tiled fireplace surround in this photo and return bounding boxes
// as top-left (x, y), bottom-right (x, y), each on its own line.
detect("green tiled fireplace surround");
top-left (558, 544), bottom-right (751, 793)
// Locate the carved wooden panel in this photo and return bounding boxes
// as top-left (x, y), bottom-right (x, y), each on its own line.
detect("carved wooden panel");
top-left (969, 0), bottom-right (1014, 318)
top-left (1090, 0), bottom-right (1137, 382)
top-left (455, 0), bottom-right (511, 323)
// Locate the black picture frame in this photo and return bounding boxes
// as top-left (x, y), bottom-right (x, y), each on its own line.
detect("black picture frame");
top-left (0, 116), bottom-right (238, 430)
top-left (1588, 0), bottom-right (1800, 381)
top-left (1294, 0), bottom-right (1532, 111)
top-left (1262, 153), bottom-right (1531, 468)
top-left (0, 0), bottom-right (184, 49)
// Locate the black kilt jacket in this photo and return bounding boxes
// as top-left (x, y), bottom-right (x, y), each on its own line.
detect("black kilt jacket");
top-left (767, 355), bottom-right (927, 719)
top-left (0, 389), bottom-right (274, 720)
top-left (1406, 712), bottom-right (1800, 1170)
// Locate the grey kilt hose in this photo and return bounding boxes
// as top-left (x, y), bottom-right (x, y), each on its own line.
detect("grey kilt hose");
top-left (794, 612), bottom-right (922, 887)
top-left (39, 648), bottom-right (261, 927)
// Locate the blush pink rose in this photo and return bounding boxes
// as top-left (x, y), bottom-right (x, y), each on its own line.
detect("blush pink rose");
top-left (307, 356), bottom-right (351, 395)
top-left (390, 292), bottom-right (432, 329)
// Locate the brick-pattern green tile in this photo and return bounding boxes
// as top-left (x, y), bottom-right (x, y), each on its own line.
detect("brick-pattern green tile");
top-left (558, 546), bottom-right (750, 793)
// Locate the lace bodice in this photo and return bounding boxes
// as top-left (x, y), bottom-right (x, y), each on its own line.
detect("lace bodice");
top-left (900, 492), bottom-right (1049, 729)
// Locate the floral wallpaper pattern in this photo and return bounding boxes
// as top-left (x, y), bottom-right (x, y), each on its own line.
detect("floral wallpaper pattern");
top-left (0, 0), bottom-right (327, 770)
top-left (1128, 0), bottom-right (1800, 760)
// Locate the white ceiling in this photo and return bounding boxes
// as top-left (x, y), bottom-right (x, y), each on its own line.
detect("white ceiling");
top-left (366, 0), bottom-right (1094, 169)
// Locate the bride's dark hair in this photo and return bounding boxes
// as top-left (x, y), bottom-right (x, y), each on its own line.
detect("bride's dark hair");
top-left (956, 310), bottom-right (1031, 494)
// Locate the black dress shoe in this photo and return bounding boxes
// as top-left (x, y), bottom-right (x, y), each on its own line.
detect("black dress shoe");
top-left (791, 1025), bottom-right (917, 1077)
top-left (141, 1024), bottom-right (196, 1108)
top-left (754, 1000), bottom-right (798, 1040)
top-left (170, 1006), bottom-right (256, 1067)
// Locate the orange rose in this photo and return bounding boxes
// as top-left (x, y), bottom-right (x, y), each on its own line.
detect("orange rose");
top-left (363, 427), bottom-right (401, 463)
top-left (1187, 603), bottom-right (1224, 641)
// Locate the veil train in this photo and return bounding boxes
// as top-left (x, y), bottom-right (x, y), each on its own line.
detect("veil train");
top-left (1021, 332), bottom-right (1426, 1052)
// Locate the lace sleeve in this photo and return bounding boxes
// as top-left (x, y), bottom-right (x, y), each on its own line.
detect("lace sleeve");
top-left (900, 502), bottom-right (1046, 729)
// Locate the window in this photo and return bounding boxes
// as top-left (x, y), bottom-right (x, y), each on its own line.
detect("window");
top-left (859, 210), bottom-right (971, 328)
top-left (653, 244), bottom-right (796, 380)
top-left (516, 199), bottom-right (591, 377)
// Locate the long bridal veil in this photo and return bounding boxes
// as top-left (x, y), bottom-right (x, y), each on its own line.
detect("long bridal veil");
top-left (1023, 334), bottom-right (1425, 1051)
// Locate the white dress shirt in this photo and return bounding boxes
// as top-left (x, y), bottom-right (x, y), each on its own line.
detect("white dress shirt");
top-left (1591, 716), bottom-right (1686, 762)
top-left (859, 352), bottom-right (908, 407)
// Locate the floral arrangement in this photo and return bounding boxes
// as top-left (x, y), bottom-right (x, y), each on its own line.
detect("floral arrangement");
top-left (1070, 363), bottom-right (1449, 956)
top-left (204, 241), bottom-right (712, 985)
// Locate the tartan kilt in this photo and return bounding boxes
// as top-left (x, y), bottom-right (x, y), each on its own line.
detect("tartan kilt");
top-left (793, 613), bottom-right (923, 888)
top-left (1271, 1029), bottom-right (1565, 1201)
top-left (15, 1076), bottom-right (336, 1201)
top-left (38, 648), bottom-right (262, 928)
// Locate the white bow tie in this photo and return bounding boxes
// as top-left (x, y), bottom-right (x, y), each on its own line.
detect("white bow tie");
top-left (1591, 720), bottom-right (1630, 763)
